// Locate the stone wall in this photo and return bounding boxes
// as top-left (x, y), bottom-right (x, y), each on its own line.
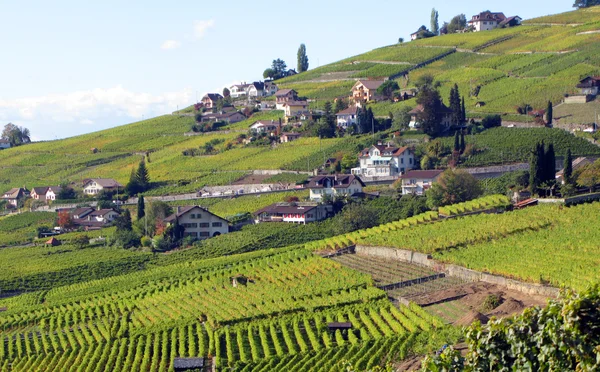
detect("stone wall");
top-left (355, 245), bottom-right (560, 298)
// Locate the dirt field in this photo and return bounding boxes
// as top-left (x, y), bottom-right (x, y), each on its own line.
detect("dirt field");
top-left (231, 174), bottom-right (271, 185)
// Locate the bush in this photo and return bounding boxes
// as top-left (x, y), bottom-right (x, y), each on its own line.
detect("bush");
top-left (481, 114), bottom-right (501, 129)
top-left (140, 236), bottom-right (152, 247)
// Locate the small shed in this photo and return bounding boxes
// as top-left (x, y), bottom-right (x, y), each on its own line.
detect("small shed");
top-left (173, 357), bottom-right (204, 372)
top-left (231, 274), bottom-right (252, 287)
top-left (90, 147), bottom-right (98, 154)
top-left (327, 322), bottom-right (353, 340)
top-left (475, 101), bottom-right (486, 107)
top-left (45, 237), bottom-right (62, 247)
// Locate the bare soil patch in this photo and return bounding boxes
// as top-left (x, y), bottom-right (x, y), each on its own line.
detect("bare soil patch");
top-left (231, 174), bottom-right (271, 185)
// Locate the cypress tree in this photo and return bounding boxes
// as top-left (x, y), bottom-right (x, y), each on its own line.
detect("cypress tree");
top-left (136, 159), bottom-right (150, 192)
top-left (546, 101), bottom-right (553, 127)
top-left (530, 145), bottom-right (540, 194)
top-left (125, 167), bottom-right (141, 196)
top-left (460, 132), bottom-right (466, 153)
top-left (564, 148), bottom-right (573, 184)
top-left (449, 84), bottom-right (461, 125)
top-left (137, 195), bottom-right (145, 220)
top-left (454, 131), bottom-right (460, 152)
top-left (545, 143), bottom-right (556, 183)
top-left (461, 97), bottom-right (466, 123)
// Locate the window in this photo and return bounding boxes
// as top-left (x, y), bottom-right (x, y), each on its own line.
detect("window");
top-left (199, 231), bottom-right (210, 237)
top-left (401, 158), bottom-right (404, 164)
top-left (199, 222), bottom-right (210, 228)
top-left (183, 223), bottom-right (198, 228)
top-left (409, 158), bottom-right (413, 164)
top-left (212, 222), bottom-right (222, 227)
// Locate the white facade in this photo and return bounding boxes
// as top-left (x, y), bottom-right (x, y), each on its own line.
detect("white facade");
top-left (45, 188), bottom-right (60, 201)
top-left (336, 107), bottom-right (359, 129)
top-left (167, 206), bottom-right (229, 239)
top-left (308, 178), bottom-right (364, 202)
top-left (88, 210), bottom-right (120, 223)
top-left (82, 179), bottom-right (121, 195)
top-left (399, 171), bottom-right (443, 195)
top-left (0, 140), bottom-right (10, 149)
top-left (352, 146), bottom-right (415, 177)
top-left (230, 84), bottom-right (250, 98)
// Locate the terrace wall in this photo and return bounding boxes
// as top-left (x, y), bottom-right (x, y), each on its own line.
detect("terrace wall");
top-left (354, 245), bottom-right (560, 298)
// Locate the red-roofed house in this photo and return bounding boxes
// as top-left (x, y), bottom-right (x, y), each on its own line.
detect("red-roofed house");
top-left (352, 80), bottom-right (385, 103)
top-left (399, 170), bottom-right (444, 195)
top-left (351, 143), bottom-right (415, 177)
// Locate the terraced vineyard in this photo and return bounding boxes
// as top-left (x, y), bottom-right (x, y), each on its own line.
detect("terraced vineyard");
top-left (331, 254), bottom-right (434, 286)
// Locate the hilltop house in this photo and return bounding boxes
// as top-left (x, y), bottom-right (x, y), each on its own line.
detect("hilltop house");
top-left (283, 101), bottom-right (309, 118)
top-left (71, 207), bottom-right (120, 230)
top-left (250, 120), bottom-right (279, 134)
top-left (336, 106), bottom-right (360, 129)
top-left (577, 76), bottom-right (600, 96)
top-left (31, 187), bottom-right (49, 201)
top-left (0, 139), bottom-right (11, 149)
top-left (45, 186), bottom-right (63, 201)
top-left (164, 206), bottom-right (229, 239)
top-left (468, 11), bottom-right (521, 31)
top-left (201, 93), bottom-right (223, 109)
top-left (408, 104), bottom-right (453, 129)
top-left (254, 202), bottom-right (333, 224)
top-left (351, 143), bottom-right (415, 177)
top-left (1, 188), bottom-right (29, 208)
top-left (399, 170), bottom-right (444, 195)
top-left (275, 89), bottom-right (298, 109)
top-left (229, 83), bottom-right (251, 98)
top-left (351, 80), bottom-right (385, 103)
top-left (82, 178), bottom-right (123, 196)
top-left (307, 175), bottom-right (365, 202)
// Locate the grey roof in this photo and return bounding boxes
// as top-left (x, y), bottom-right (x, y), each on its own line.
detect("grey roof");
top-left (32, 187), bottom-right (49, 195)
top-left (47, 186), bottom-right (63, 194)
top-left (89, 209), bottom-right (118, 217)
top-left (71, 207), bottom-right (95, 218)
top-left (164, 206), bottom-right (228, 223)
top-left (173, 357), bottom-right (204, 369)
top-left (275, 89), bottom-right (296, 97)
top-left (203, 93), bottom-right (223, 101)
top-left (307, 175), bottom-right (365, 189)
top-left (83, 178), bottom-right (123, 188)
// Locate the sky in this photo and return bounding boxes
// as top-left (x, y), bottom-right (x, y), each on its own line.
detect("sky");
top-left (0, 1), bottom-right (572, 141)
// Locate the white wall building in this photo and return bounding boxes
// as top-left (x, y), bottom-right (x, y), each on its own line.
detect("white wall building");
top-left (83, 178), bottom-right (123, 196)
top-left (399, 170), bottom-right (444, 195)
top-left (307, 175), bottom-right (365, 202)
top-left (336, 106), bottom-right (359, 129)
top-left (164, 206), bottom-right (229, 239)
top-left (352, 143), bottom-right (415, 177)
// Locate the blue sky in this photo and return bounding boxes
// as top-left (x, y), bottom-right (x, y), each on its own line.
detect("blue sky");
top-left (0, 0), bottom-right (571, 140)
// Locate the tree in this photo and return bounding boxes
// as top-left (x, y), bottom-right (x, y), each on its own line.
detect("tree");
top-left (449, 84), bottom-right (462, 125)
top-left (574, 0), bottom-right (600, 8)
top-left (136, 159), bottom-right (150, 192)
top-left (398, 37), bottom-right (404, 43)
top-left (114, 209), bottom-right (132, 232)
top-left (413, 25), bottom-right (435, 39)
top-left (1, 123), bottom-right (31, 147)
top-left (57, 186), bottom-right (77, 200)
top-left (545, 143), bottom-right (556, 184)
top-left (416, 85), bottom-right (443, 137)
top-left (270, 59), bottom-right (288, 80)
top-left (73, 235), bottom-right (89, 250)
top-left (334, 99), bottom-right (347, 114)
top-left (430, 8), bottom-right (439, 35)
top-left (125, 167), bottom-right (141, 196)
top-left (222, 87), bottom-right (230, 98)
top-left (577, 159), bottom-right (600, 192)
top-left (137, 195), bottom-right (145, 220)
top-left (546, 100), bottom-right (553, 126)
top-left (481, 114), bottom-right (502, 129)
top-left (377, 80), bottom-right (400, 101)
top-left (297, 44), bottom-right (309, 73)
top-left (392, 106), bottom-right (412, 130)
top-left (57, 210), bottom-right (74, 230)
top-left (460, 131), bottom-right (466, 153)
top-left (426, 169), bottom-right (482, 208)
top-left (415, 74), bottom-right (435, 89)
top-left (563, 149), bottom-right (573, 184)
top-left (332, 203), bottom-right (379, 235)
top-left (447, 14), bottom-right (467, 34)
top-left (453, 131), bottom-right (460, 153)
top-left (263, 68), bottom-right (275, 79)
top-left (461, 96), bottom-right (466, 123)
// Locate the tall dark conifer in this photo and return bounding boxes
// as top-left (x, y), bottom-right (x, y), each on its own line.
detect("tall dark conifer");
top-left (136, 159), bottom-right (150, 192)
top-left (137, 195), bottom-right (145, 220)
top-left (461, 97), bottom-right (466, 123)
top-left (545, 143), bottom-right (556, 183)
top-left (454, 131), bottom-right (460, 152)
top-left (564, 148), bottom-right (573, 184)
top-left (460, 132), bottom-right (466, 153)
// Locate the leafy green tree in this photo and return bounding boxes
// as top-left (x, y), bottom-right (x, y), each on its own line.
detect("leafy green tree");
top-left (222, 87), bottom-right (230, 97)
top-left (426, 169), bottom-right (482, 208)
top-left (1, 123), bottom-right (31, 147)
top-left (377, 80), bottom-right (400, 101)
top-left (340, 154), bottom-right (358, 171)
top-left (270, 59), bottom-right (288, 80)
top-left (563, 148), bottom-right (573, 184)
top-left (546, 100), bottom-right (553, 126)
top-left (461, 96), bottom-right (466, 123)
top-left (114, 209), bottom-right (132, 232)
top-left (431, 8), bottom-right (439, 35)
top-left (460, 131), bottom-right (466, 153)
top-left (73, 235), bottom-right (89, 250)
top-left (57, 186), bottom-right (77, 200)
top-left (263, 68), bottom-right (275, 79)
top-left (334, 99), bottom-right (347, 114)
top-left (137, 195), bottom-right (145, 220)
top-left (573, 0), bottom-right (600, 8)
top-left (297, 44), bottom-right (309, 73)
top-left (392, 106), bottom-right (412, 130)
top-left (415, 74), bottom-right (435, 89)
top-left (481, 114), bottom-right (501, 129)
top-left (332, 203), bottom-right (379, 235)
top-left (545, 143), bottom-right (556, 183)
top-left (416, 85), bottom-right (443, 137)
top-left (398, 37), bottom-right (404, 43)
top-left (577, 159), bottom-right (600, 192)
top-left (530, 142), bottom-right (543, 194)
top-left (447, 14), bottom-right (467, 33)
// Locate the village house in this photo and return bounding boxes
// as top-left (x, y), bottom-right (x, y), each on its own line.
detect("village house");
top-left (556, 156), bottom-right (597, 184)
top-left (164, 206), bottom-right (229, 239)
top-left (0, 139), bottom-right (11, 150)
top-left (275, 89), bottom-right (298, 109)
top-left (352, 143), bottom-right (415, 177)
top-left (250, 120), bottom-right (279, 134)
top-left (45, 186), bottom-right (63, 201)
top-left (1, 187), bottom-right (29, 208)
top-left (283, 101), bottom-right (309, 118)
top-left (31, 187), bottom-right (49, 201)
top-left (254, 202), bottom-right (333, 224)
top-left (577, 76), bottom-right (600, 96)
top-left (86, 209), bottom-right (120, 223)
top-left (71, 207), bottom-right (95, 220)
top-left (229, 83), bottom-right (251, 98)
top-left (408, 104), bottom-right (453, 129)
top-left (468, 11), bottom-right (521, 32)
top-left (82, 178), bottom-right (123, 196)
top-left (280, 132), bottom-right (301, 143)
top-left (264, 81), bottom-right (279, 96)
top-left (307, 175), bottom-right (365, 202)
top-left (200, 111), bottom-right (246, 124)
top-left (351, 80), bottom-right (385, 103)
top-left (201, 93), bottom-right (223, 109)
top-left (399, 170), bottom-right (444, 195)
top-left (336, 106), bottom-right (360, 129)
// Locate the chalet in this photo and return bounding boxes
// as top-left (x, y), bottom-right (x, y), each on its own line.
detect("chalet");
top-left (86, 209), bottom-right (120, 223)
top-left (254, 202), bottom-right (333, 224)
top-left (264, 81), bottom-right (279, 96)
top-left (351, 80), bottom-right (385, 103)
top-left (307, 175), bottom-right (365, 202)
top-left (280, 132), bottom-right (301, 143)
top-left (336, 106), bottom-right (360, 129)
top-left (352, 143), bottom-right (415, 177)
top-left (410, 26), bottom-right (432, 40)
top-left (229, 83), bottom-right (251, 98)
top-left (200, 111), bottom-right (246, 124)
top-left (1, 187), bottom-right (29, 208)
top-left (82, 178), bottom-right (123, 195)
top-left (173, 357), bottom-right (204, 372)
top-left (45, 186), bottom-right (63, 201)
top-left (31, 187), bottom-right (49, 201)
top-left (246, 82), bottom-right (266, 97)
top-left (399, 170), bottom-right (444, 195)
top-left (0, 139), bottom-right (10, 149)
top-left (275, 89), bottom-right (298, 109)
top-left (164, 206), bottom-right (229, 240)
top-left (468, 11), bottom-right (519, 32)
top-left (408, 104), bottom-right (453, 129)
top-left (250, 120), bottom-right (279, 134)
top-left (283, 101), bottom-right (309, 118)
top-left (201, 93), bottom-right (223, 109)
top-left (577, 76), bottom-right (600, 96)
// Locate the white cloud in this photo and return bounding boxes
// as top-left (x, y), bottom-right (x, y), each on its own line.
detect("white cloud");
top-left (193, 19), bottom-right (215, 39)
top-left (0, 86), bottom-right (193, 140)
top-left (160, 40), bottom-right (181, 50)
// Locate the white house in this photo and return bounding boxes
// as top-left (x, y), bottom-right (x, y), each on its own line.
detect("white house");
top-left (336, 106), bottom-right (360, 129)
top-left (83, 178), bottom-right (123, 195)
top-left (352, 143), bottom-right (415, 177)
top-left (1, 188), bottom-right (29, 208)
top-left (280, 133), bottom-right (301, 143)
top-left (408, 104), bottom-right (453, 129)
top-left (164, 206), bottom-right (229, 239)
top-left (31, 187), bottom-right (49, 201)
top-left (283, 101), bottom-right (309, 118)
top-left (0, 139), bottom-right (11, 149)
top-left (468, 12), bottom-right (520, 32)
top-left (264, 81), bottom-right (278, 96)
top-left (254, 203), bottom-right (333, 224)
top-left (399, 170), bottom-right (444, 195)
top-left (250, 120), bottom-right (279, 134)
top-left (86, 209), bottom-right (121, 223)
top-left (45, 186), bottom-right (63, 201)
top-left (230, 83), bottom-right (251, 98)
top-left (307, 175), bottom-right (365, 202)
